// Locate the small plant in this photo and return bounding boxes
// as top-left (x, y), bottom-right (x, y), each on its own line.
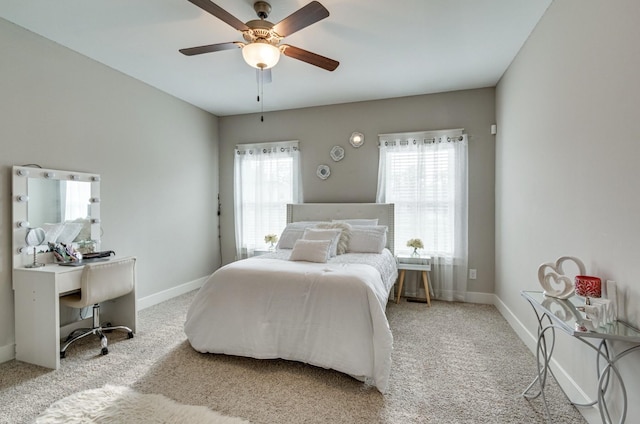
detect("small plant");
top-left (407, 238), bottom-right (424, 257)
top-left (265, 234), bottom-right (279, 250)
top-left (406, 238), bottom-right (424, 249)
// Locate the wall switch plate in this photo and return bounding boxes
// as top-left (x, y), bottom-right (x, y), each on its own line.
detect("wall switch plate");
top-left (469, 269), bottom-right (477, 279)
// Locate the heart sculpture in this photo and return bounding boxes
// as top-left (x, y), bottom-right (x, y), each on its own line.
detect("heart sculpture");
top-left (537, 256), bottom-right (586, 299)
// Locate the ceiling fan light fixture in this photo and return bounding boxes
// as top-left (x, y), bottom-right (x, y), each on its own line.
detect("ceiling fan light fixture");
top-left (242, 41), bottom-right (281, 69)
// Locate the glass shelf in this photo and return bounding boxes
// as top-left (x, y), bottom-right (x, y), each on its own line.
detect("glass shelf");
top-left (522, 290), bottom-right (640, 343)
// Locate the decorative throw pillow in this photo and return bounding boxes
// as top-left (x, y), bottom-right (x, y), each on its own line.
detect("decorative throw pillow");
top-left (332, 218), bottom-right (379, 226)
top-left (276, 221), bottom-right (326, 249)
top-left (302, 228), bottom-right (342, 257)
top-left (315, 222), bottom-right (352, 255)
top-left (347, 225), bottom-right (388, 254)
top-left (289, 239), bottom-right (331, 263)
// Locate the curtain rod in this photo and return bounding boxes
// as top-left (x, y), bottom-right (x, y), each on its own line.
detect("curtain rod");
top-left (378, 128), bottom-right (464, 139)
top-left (235, 140), bottom-right (298, 150)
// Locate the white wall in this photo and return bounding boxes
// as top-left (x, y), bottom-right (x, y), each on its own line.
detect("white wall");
top-left (219, 88), bottom-right (496, 299)
top-left (0, 18), bottom-right (220, 361)
top-left (496, 1), bottom-right (640, 421)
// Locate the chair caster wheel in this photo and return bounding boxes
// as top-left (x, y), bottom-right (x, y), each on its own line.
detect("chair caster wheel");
top-left (101, 347), bottom-right (109, 355)
top-left (127, 332), bottom-right (134, 339)
top-left (60, 351), bottom-right (66, 359)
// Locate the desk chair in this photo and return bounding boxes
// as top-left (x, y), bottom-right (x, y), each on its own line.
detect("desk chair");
top-left (60, 256), bottom-right (136, 358)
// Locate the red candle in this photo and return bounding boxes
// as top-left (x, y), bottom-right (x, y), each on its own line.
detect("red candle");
top-left (575, 275), bottom-right (602, 298)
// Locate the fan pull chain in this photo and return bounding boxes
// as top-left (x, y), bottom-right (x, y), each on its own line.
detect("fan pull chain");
top-left (260, 68), bottom-right (264, 122)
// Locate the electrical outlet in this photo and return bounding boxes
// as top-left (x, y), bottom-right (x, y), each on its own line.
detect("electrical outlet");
top-left (469, 269), bottom-right (477, 280)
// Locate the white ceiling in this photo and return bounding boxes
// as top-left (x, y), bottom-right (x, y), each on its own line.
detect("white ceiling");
top-left (0, 0), bottom-right (551, 116)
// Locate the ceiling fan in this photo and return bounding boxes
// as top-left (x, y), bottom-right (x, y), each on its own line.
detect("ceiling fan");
top-left (180, 0), bottom-right (339, 72)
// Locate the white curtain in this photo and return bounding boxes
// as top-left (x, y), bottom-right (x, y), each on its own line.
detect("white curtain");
top-left (63, 181), bottom-right (91, 221)
top-left (376, 130), bottom-right (468, 301)
top-left (234, 141), bottom-right (302, 259)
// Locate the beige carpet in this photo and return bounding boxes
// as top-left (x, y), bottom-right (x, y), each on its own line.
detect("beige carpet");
top-left (0, 290), bottom-right (586, 423)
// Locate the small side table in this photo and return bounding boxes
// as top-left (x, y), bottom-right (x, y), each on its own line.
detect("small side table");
top-left (252, 249), bottom-right (272, 257)
top-left (521, 290), bottom-right (640, 423)
top-left (396, 254), bottom-right (432, 306)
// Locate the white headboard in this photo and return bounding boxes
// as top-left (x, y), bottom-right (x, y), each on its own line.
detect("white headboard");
top-left (286, 203), bottom-right (395, 254)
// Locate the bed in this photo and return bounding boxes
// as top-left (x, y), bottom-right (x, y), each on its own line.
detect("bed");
top-left (184, 203), bottom-right (397, 392)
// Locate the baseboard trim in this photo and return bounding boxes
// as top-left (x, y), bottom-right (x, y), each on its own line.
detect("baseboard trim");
top-left (0, 342), bottom-right (15, 365)
top-left (136, 275), bottom-right (208, 311)
top-left (465, 291), bottom-right (495, 304)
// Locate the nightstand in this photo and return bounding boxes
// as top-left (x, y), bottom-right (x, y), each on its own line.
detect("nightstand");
top-left (252, 249), bottom-right (272, 257)
top-left (395, 254), bottom-right (432, 306)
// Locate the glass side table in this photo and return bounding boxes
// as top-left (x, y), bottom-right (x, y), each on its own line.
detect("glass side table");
top-left (521, 290), bottom-right (640, 424)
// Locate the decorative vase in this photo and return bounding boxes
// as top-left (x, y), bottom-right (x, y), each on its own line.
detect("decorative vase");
top-left (269, 242), bottom-right (275, 251)
top-left (411, 247), bottom-right (419, 257)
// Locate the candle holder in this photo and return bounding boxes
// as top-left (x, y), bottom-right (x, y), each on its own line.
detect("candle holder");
top-left (575, 275), bottom-right (601, 305)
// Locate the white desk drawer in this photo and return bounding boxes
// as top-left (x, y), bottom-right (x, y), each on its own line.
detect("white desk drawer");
top-left (57, 269), bottom-right (82, 294)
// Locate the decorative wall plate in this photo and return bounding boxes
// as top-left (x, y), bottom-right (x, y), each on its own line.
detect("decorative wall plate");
top-left (330, 146), bottom-right (345, 162)
top-left (316, 164), bottom-right (330, 180)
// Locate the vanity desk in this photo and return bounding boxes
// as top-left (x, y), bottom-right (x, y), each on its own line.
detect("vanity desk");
top-left (11, 165), bottom-right (136, 369)
top-left (13, 260), bottom-right (136, 369)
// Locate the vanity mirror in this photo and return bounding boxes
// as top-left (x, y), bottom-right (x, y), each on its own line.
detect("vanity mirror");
top-left (24, 227), bottom-right (46, 268)
top-left (12, 166), bottom-right (101, 268)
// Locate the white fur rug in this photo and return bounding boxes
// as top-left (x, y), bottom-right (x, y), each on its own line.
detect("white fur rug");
top-left (34, 384), bottom-right (250, 424)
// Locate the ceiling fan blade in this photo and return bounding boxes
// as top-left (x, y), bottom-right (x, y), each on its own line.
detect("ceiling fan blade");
top-left (187, 0), bottom-right (249, 31)
top-left (272, 1), bottom-right (329, 37)
top-left (256, 68), bottom-right (273, 84)
top-left (179, 42), bottom-right (241, 56)
top-left (281, 45), bottom-right (339, 71)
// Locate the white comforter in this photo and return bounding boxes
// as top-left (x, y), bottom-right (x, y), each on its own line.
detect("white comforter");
top-left (184, 250), bottom-right (397, 393)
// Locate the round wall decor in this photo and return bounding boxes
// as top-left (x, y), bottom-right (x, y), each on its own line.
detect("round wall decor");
top-left (349, 131), bottom-right (364, 148)
top-left (330, 146), bottom-right (345, 161)
top-left (316, 164), bottom-right (331, 180)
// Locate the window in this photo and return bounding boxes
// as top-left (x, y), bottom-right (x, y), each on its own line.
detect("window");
top-left (63, 181), bottom-right (91, 221)
top-left (377, 130), bottom-right (468, 301)
top-left (234, 141), bottom-right (302, 258)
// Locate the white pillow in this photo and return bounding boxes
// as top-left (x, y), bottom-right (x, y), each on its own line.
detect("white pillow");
top-left (347, 225), bottom-right (388, 254)
top-left (315, 222), bottom-right (352, 255)
top-left (277, 222), bottom-right (326, 249)
top-left (302, 228), bottom-right (342, 257)
top-left (332, 218), bottom-right (379, 226)
top-left (289, 239), bottom-right (331, 263)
